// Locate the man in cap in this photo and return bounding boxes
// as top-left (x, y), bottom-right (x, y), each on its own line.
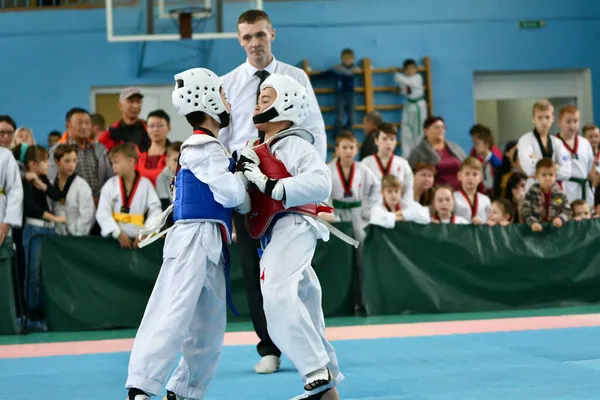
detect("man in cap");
top-left (97, 87), bottom-right (149, 153)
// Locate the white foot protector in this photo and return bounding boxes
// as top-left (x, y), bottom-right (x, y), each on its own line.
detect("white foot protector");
top-left (254, 355), bottom-right (281, 374)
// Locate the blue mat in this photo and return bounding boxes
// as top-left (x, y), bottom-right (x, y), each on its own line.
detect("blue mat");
top-left (2, 327), bottom-right (600, 399)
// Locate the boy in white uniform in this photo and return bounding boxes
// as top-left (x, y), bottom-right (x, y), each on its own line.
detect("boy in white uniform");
top-left (238, 73), bottom-right (343, 400)
top-left (125, 68), bottom-right (249, 400)
top-left (517, 99), bottom-right (571, 190)
top-left (96, 143), bottom-right (162, 248)
top-left (369, 175), bottom-right (429, 228)
top-left (0, 146), bottom-right (23, 246)
top-left (453, 157), bottom-right (491, 224)
top-left (394, 58), bottom-right (428, 157)
top-left (555, 105), bottom-right (595, 207)
top-left (361, 122), bottom-right (413, 207)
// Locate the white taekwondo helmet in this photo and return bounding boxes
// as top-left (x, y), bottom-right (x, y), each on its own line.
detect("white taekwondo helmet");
top-left (252, 73), bottom-right (310, 127)
top-left (172, 67), bottom-right (230, 127)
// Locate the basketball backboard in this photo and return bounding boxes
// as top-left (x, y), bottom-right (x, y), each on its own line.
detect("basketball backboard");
top-left (106, 0), bottom-right (263, 42)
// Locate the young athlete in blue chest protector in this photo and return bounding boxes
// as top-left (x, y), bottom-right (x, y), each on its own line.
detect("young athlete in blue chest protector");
top-left (125, 67), bottom-right (251, 400)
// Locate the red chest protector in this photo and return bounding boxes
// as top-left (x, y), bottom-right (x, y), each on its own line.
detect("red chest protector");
top-left (245, 136), bottom-right (332, 239)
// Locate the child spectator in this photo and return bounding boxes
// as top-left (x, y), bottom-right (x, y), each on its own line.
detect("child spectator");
top-left (521, 158), bottom-right (572, 232)
top-left (47, 131), bottom-right (61, 149)
top-left (571, 200), bottom-right (592, 221)
top-left (504, 171), bottom-right (527, 223)
top-left (486, 199), bottom-right (513, 227)
top-left (156, 141), bottom-right (181, 210)
top-left (517, 99), bottom-right (571, 190)
top-left (430, 185), bottom-right (469, 224)
top-left (96, 143), bottom-right (161, 249)
top-left (12, 144), bottom-right (65, 331)
top-left (155, 141), bottom-right (181, 231)
top-left (358, 111), bottom-right (383, 160)
top-left (394, 58), bottom-right (428, 157)
top-left (583, 124), bottom-right (600, 171)
top-left (556, 105), bottom-right (595, 206)
top-left (137, 110), bottom-right (171, 186)
top-left (11, 127), bottom-right (35, 148)
top-left (322, 131), bottom-right (381, 239)
top-left (469, 124), bottom-right (502, 197)
top-left (571, 199), bottom-right (592, 221)
top-left (493, 140), bottom-right (518, 198)
top-left (51, 144), bottom-right (95, 236)
top-left (413, 162), bottom-right (435, 206)
top-left (322, 131), bottom-right (379, 317)
top-left (454, 157), bottom-right (491, 224)
top-left (311, 48), bottom-right (356, 135)
top-left (362, 122), bottom-right (414, 207)
top-left (369, 175), bottom-right (429, 228)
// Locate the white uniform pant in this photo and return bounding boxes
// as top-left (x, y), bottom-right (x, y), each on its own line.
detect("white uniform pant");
top-left (126, 225), bottom-right (226, 400)
top-left (564, 179), bottom-right (594, 207)
top-left (401, 98), bottom-right (427, 158)
top-left (260, 215), bottom-right (342, 387)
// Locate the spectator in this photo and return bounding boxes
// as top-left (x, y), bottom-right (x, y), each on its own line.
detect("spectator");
top-left (324, 131), bottom-right (380, 317)
top-left (49, 107), bottom-right (112, 202)
top-left (494, 140), bottom-right (518, 198)
top-left (0, 145), bottom-right (23, 246)
top-left (96, 143), bottom-right (161, 249)
top-left (408, 116), bottom-right (466, 190)
top-left (90, 113), bottom-right (105, 142)
top-left (413, 162), bottom-right (436, 206)
top-left (156, 141), bottom-right (181, 210)
top-left (361, 122), bottom-right (414, 207)
top-left (97, 87), bottom-right (149, 153)
top-left (517, 99), bottom-right (570, 191)
top-left (11, 127), bottom-right (35, 148)
top-left (368, 174), bottom-right (429, 228)
top-left (521, 158), bottom-right (571, 232)
top-left (395, 58), bottom-right (428, 157)
top-left (0, 115), bottom-right (16, 149)
top-left (311, 48), bottom-right (357, 135)
top-left (51, 144), bottom-right (95, 236)
top-left (486, 199), bottom-right (513, 227)
top-left (429, 184), bottom-right (469, 224)
top-left (358, 111), bottom-right (383, 160)
top-left (137, 110), bottom-right (171, 186)
top-left (454, 157), bottom-right (491, 225)
top-left (504, 171), bottom-right (527, 223)
top-left (47, 131), bottom-right (61, 149)
top-left (469, 124), bottom-right (502, 197)
top-left (571, 199), bottom-right (591, 221)
top-left (12, 144), bottom-right (65, 331)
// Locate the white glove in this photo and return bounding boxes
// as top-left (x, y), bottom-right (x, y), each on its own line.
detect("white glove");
top-left (243, 163), bottom-right (285, 201)
top-left (234, 193), bottom-right (252, 215)
top-left (238, 146), bottom-right (260, 166)
top-left (235, 171), bottom-right (249, 190)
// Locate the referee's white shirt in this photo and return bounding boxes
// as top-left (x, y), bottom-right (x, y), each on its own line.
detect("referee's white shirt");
top-left (219, 56), bottom-right (327, 161)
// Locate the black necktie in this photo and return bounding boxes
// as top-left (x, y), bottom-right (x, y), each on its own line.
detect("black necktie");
top-left (255, 70), bottom-right (270, 141)
top-left (255, 70), bottom-right (270, 103)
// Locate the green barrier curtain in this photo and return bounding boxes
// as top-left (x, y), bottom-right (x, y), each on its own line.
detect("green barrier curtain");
top-left (363, 219), bottom-right (600, 315)
top-left (41, 223), bottom-right (355, 332)
top-left (0, 238), bottom-right (19, 335)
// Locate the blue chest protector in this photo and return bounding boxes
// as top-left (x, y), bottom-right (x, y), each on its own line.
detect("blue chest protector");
top-left (172, 157), bottom-right (239, 316)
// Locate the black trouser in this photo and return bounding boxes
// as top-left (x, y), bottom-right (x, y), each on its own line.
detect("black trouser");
top-left (233, 212), bottom-right (281, 358)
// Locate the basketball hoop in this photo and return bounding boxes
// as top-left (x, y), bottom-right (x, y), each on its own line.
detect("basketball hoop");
top-left (169, 7), bottom-right (211, 39)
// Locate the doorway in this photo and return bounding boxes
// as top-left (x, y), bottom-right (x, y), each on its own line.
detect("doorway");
top-left (473, 70), bottom-right (593, 150)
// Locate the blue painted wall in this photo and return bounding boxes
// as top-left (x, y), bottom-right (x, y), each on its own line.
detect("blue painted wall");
top-left (1, 0), bottom-right (599, 151)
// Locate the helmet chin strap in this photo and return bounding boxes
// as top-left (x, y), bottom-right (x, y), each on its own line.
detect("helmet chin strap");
top-left (252, 107), bottom-right (279, 125)
top-left (219, 111), bottom-right (231, 128)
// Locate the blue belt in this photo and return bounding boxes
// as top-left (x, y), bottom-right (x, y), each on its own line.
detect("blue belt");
top-left (222, 245), bottom-right (239, 316)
